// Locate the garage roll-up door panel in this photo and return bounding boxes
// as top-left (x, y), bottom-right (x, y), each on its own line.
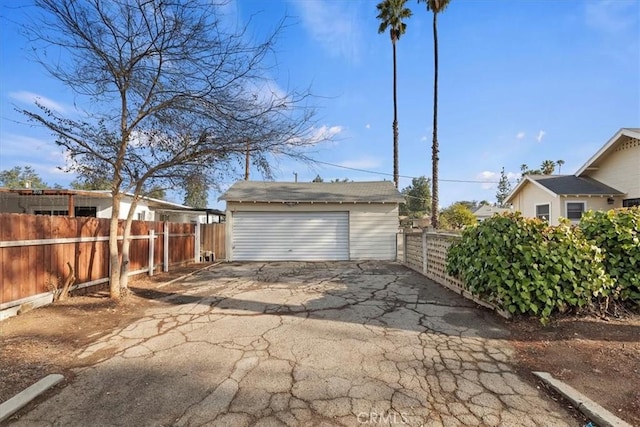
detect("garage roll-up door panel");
top-left (232, 212), bottom-right (349, 261)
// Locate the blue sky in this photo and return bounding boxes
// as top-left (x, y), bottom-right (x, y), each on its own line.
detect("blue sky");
top-left (1, 0), bottom-right (639, 210)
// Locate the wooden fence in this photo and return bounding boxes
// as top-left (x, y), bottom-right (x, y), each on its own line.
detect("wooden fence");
top-left (200, 223), bottom-right (225, 261)
top-left (0, 213), bottom-right (195, 319)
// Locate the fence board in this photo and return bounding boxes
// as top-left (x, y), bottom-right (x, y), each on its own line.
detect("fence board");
top-left (201, 223), bottom-right (225, 260)
top-left (0, 213), bottom-right (196, 309)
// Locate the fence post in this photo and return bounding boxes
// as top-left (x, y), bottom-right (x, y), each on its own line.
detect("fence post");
top-left (422, 229), bottom-right (428, 275)
top-left (403, 232), bottom-right (407, 264)
top-left (163, 221), bottom-right (169, 272)
top-left (148, 229), bottom-right (155, 276)
top-left (194, 222), bottom-right (201, 263)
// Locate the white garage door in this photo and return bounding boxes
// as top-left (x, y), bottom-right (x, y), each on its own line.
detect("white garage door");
top-left (232, 212), bottom-right (349, 261)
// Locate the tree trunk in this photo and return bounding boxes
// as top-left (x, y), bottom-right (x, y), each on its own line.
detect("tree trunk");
top-left (108, 193), bottom-right (122, 299)
top-left (392, 39), bottom-right (399, 189)
top-left (118, 195), bottom-right (140, 292)
top-left (431, 11), bottom-right (440, 229)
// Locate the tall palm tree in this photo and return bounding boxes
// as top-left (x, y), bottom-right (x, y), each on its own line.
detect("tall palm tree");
top-left (541, 160), bottom-right (556, 175)
top-left (419, 0), bottom-right (451, 228)
top-left (556, 159), bottom-right (565, 174)
top-left (376, 0), bottom-right (412, 189)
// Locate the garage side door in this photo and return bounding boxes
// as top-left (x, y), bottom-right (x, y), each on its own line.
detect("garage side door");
top-left (232, 212), bottom-right (349, 261)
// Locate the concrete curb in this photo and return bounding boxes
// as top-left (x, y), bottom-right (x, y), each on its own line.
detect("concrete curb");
top-left (533, 371), bottom-right (632, 427)
top-left (0, 374), bottom-right (64, 423)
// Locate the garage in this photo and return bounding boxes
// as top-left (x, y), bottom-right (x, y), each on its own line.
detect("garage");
top-left (220, 181), bottom-right (404, 261)
top-left (232, 211), bottom-right (349, 261)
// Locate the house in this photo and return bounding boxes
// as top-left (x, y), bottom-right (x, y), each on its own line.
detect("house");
top-left (473, 205), bottom-right (511, 221)
top-left (0, 188), bottom-right (224, 223)
top-left (219, 180), bottom-right (404, 261)
top-left (506, 128), bottom-right (639, 224)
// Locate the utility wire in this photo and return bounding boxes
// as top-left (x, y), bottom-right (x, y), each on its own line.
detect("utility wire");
top-left (306, 158), bottom-right (507, 184)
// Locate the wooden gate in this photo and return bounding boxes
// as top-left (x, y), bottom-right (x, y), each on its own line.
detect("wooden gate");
top-left (200, 223), bottom-right (225, 261)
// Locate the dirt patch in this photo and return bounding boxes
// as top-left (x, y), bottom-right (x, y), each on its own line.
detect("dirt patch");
top-left (505, 314), bottom-right (640, 426)
top-left (0, 264), bottom-right (212, 406)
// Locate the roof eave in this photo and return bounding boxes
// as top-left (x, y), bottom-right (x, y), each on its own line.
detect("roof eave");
top-left (224, 199), bottom-right (403, 204)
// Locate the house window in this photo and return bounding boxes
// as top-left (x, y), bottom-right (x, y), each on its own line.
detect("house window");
top-left (137, 211), bottom-right (146, 221)
top-left (623, 198), bottom-right (640, 207)
top-left (535, 204), bottom-right (550, 221)
top-left (74, 206), bottom-right (97, 217)
top-left (566, 202), bottom-right (585, 221)
top-left (34, 210), bottom-right (69, 216)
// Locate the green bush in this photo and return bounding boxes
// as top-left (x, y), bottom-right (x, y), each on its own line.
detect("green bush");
top-left (447, 212), bottom-right (614, 323)
top-left (580, 207), bottom-right (640, 304)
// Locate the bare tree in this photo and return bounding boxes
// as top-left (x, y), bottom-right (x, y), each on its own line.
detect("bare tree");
top-left (20, 0), bottom-right (324, 299)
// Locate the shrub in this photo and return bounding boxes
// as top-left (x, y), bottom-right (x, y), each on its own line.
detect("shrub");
top-left (447, 212), bottom-right (614, 323)
top-left (580, 207), bottom-right (640, 304)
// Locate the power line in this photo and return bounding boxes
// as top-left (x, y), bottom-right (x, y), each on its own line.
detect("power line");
top-left (306, 158), bottom-right (505, 184)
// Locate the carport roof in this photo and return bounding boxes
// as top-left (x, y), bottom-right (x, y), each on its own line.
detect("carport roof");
top-left (219, 181), bottom-right (405, 203)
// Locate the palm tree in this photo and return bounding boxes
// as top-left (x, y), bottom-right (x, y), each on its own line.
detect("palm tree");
top-left (541, 160), bottom-right (556, 175)
top-left (376, 0), bottom-right (412, 189)
top-left (556, 159), bottom-right (565, 174)
top-left (419, 0), bottom-right (451, 228)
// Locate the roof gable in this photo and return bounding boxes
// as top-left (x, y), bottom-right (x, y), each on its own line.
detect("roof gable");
top-left (220, 181), bottom-right (404, 203)
top-left (505, 174), bottom-right (624, 203)
top-left (576, 128), bottom-right (640, 176)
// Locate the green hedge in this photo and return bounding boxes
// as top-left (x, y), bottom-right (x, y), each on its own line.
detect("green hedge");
top-left (580, 207), bottom-right (640, 304)
top-left (446, 212), bottom-right (614, 323)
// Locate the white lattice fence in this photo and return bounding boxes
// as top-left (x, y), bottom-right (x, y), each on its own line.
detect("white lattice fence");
top-left (425, 233), bottom-right (465, 290)
top-left (404, 232), bottom-right (423, 272)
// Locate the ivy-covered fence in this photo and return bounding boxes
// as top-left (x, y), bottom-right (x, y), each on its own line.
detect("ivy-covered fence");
top-left (404, 207), bottom-right (639, 324)
top-left (446, 209), bottom-right (639, 324)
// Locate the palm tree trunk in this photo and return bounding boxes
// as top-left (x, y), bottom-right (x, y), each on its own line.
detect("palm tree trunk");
top-left (431, 11), bottom-right (439, 228)
top-left (392, 39), bottom-right (399, 189)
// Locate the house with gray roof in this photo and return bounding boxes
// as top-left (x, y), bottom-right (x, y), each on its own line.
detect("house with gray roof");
top-left (219, 180), bottom-right (403, 261)
top-left (506, 128), bottom-right (639, 225)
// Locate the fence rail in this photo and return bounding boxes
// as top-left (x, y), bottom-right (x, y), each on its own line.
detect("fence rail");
top-left (0, 213), bottom-right (195, 319)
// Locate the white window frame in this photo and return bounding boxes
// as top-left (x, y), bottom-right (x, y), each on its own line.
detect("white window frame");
top-left (535, 203), bottom-right (550, 221)
top-left (565, 201), bottom-right (586, 222)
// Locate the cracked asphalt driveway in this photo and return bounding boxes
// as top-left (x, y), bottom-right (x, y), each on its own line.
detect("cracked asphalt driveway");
top-left (11, 262), bottom-right (575, 426)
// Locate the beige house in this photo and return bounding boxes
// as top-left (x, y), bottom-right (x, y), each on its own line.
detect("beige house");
top-left (0, 188), bottom-right (223, 223)
top-left (473, 205), bottom-right (511, 221)
top-left (220, 181), bottom-right (403, 261)
top-left (506, 128), bottom-right (639, 225)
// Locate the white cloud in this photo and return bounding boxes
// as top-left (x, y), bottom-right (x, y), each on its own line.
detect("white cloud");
top-left (536, 130), bottom-right (546, 143)
top-left (311, 125), bottom-right (343, 143)
top-left (420, 136), bottom-right (428, 141)
top-left (289, 0), bottom-right (362, 61)
top-left (337, 157), bottom-right (381, 170)
top-left (365, 124), bottom-right (370, 129)
top-left (516, 131), bottom-right (525, 140)
top-left (9, 91), bottom-right (67, 114)
top-left (476, 170), bottom-right (518, 190)
top-left (477, 171), bottom-right (497, 189)
top-left (585, 0), bottom-right (637, 34)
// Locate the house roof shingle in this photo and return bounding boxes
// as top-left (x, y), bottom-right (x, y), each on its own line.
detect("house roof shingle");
top-left (219, 181), bottom-right (405, 203)
top-left (529, 175), bottom-right (625, 196)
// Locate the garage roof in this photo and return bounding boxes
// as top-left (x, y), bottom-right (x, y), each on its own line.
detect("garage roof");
top-left (220, 181), bottom-right (405, 203)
